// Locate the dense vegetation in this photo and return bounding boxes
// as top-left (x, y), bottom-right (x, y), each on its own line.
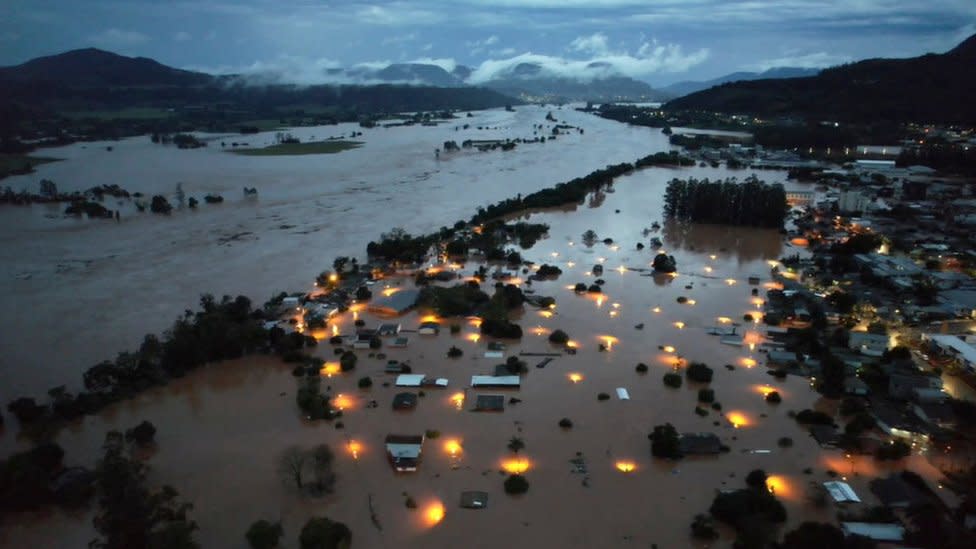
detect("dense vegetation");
top-left (663, 176), bottom-right (788, 228)
top-left (4, 294), bottom-right (301, 433)
top-left (469, 151), bottom-right (692, 224)
top-left (897, 142), bottom-right (976, 176)
top-left (664, 34), bottom-right (976, 123)
top-left (648, 423), bottom-right (681, 458)
top-left (708, 470), bottom-right (787, 548)
top-left (91, 431), bottom-right (199, 548)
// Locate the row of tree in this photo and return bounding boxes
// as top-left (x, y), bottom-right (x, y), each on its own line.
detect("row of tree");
top-left (663, 176), bottom-right (789, 228)
top-left (4, 294), bottom-right (311, 435)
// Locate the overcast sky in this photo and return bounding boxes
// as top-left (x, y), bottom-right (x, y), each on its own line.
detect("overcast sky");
top-left (2, 0), bottom-right (974, 85)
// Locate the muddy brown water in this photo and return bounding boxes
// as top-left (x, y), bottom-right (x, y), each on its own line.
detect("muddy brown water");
top-left (4, 107), bottom-right (946, 548)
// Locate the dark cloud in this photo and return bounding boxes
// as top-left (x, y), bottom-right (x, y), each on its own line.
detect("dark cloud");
top-left (0, 0), bottom-right (973, 85)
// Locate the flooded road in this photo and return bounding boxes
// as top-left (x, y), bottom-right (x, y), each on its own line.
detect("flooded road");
top-left (0, 134), bottom-right (860, 549)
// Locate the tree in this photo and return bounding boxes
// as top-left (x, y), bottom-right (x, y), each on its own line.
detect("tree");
top-left (819, 352), bottom-right (846, 396)
top-left (745, 469), bottom-right (768, 490)
top-left (278, 446), bottom-right (306, 491)
top-left (311, 445), bottom-right (336, 494)
top-left (649, 423), bottom-right (681, 459)
top-left (339, 351), bottom-right (357, 372)
top-left (652, 253), bottom-right (678, 273)
top-left (150, 195), bottom-right (173, 214)
top-left (548, 329), bottom-right (569, 345)
top-left (91, 432), bottom-right (198, 549)
top-left (246, 520), bottom-right (283, 549)
top-left (691, 514), bottom-right (718, 540)
top-left (686, 362), bottom-right (714, 383)
top-left (125, 420), bottom-right (157, 447)
top-left (781, 522), bottom-right (849, 549)
top-left (875, 440), bottom-right (911, 461)
top-left (299, 516), bottom-right (351, 549)
top-left (39, 179), bottom-right (57, 197)
top-left (507, 437), bottom-right (525, 454)
top-left (503, 474), bottom-right (529, 494)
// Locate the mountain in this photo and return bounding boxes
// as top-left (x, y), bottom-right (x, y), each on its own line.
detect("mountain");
top-left (0, 48), bottom-right (213, 88)
top-left (665, 34), bottom-right (976, 123)
top-left (483, 75), bottom-right (666, 103)
top-left (0, 49), bottom-right (519, 144)
top-left (661, 67), bottom-right (820, 97)
top-left (372, 63), bottom-right (465, 87)
top-left (474, 62), bottom-right (669, 103)
top-left (354, 60), bottom-right (665, 102)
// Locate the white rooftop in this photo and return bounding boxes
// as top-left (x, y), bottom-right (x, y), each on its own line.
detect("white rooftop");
top-left (823, 481), bottom-right (861, 503)
top-left (840, 522), bottom-right (905, 542)
top-left (471, 375), bottom-right (520, 387)
top-left (396, 374), bottom-right (425, 387)
top-left (926, 333), bottom-right (976, 365)
top-left (386, 443), bottom-right (422, 459)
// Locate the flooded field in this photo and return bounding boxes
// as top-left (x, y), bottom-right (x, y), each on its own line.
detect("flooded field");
top-left (1, 105), bottom-right (675, 401)
top-left (0, 132), bottom-right (907, 549)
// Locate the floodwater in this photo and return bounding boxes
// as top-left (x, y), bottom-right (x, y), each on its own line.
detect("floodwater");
top-left (0, 105), bottom-right (913, 549)
top-left (1, 105), bottom-right (668, 401)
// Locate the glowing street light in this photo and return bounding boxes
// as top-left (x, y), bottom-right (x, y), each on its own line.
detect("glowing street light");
top-left (615, 461), bottom-right (637, 473)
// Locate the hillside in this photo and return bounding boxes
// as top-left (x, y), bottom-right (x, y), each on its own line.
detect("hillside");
top-left (0, 49), bottom-right (518, 146)
top-left (665, 34), bottom-right (976, 123)
top-left (661, 67), bottom-right (819, 98)
top-left (0, 48), bottom-right (213, 88)
top-left (0, 50), bottom-right (513, 111)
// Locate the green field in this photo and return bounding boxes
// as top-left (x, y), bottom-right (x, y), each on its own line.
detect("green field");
top-left (230, 140), bottom-right (363, 156)
top-left (0, 154), bottom-right (61, 180)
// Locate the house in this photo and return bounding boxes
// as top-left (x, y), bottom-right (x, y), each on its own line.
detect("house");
top-left (368, 289), bottom-right (420, 316)
top-left (838, 190), bottom-right (871, 213)
top-left (936, 289), bottom-right (976, 318)
top-left (678, 433), bottom-right (723, 455)
top-left (418, 322), bottom-right (440, 335)
top-left (871, 404), bottom-right (929, 441)
top-left (766, 350), bottom-right (800, 368)
top-left (354, 330), bottom-right (377, 349)
top-left (385, 434), bottom-right (424, 471)
top-left (869, 474), bottom-right (934, 508)
top-left (459, 491), bottom-right (489, 509)
top-left (470, 375), bottom-right (520, 388)
top-left (844, 376), bottom-right (870, 396)
top-left (923, 333), bottom-right (976, 373)
top-left (809, 425), bottom-right (840, 448)
top-left (912, 387), bottom-right (947, 404)
top-left (392, 393), bottom-right (418, 410)
top-left (389, 336), bottom-right (409, 348)
top-left (378, 323), bottom-right (401, 336)
top-left (889, 373), bottom-right (942, 400)
top-left (848, 331), bottom-right (889, 357)
top-left (385, 360), bottom-right (408, 373)
top-left (912, 402), bottom-right (956, 429)
top-left (474, 394), bottom-right (505, 412)
top-left (823, 481), bottom-right (861, 503)
top-left (282, 296), bottom-right (301, 310)
top-left (840, 523), bottom-right (905, 542)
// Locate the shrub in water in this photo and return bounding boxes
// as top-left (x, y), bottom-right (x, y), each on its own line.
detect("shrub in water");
top-left (663, 373), bottom-right (682, 388)
top-left (504, 474), bottom-right (529, 494)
